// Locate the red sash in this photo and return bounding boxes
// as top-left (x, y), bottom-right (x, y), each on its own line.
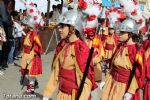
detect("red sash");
top-left (23, 45), bottom-right (31, 54)
top-left (59, 67), bottom-right (78, 94)
top-left (105, 44), bottom-right (114, 50)
top-left (111, 67), bottom-right (131, 84)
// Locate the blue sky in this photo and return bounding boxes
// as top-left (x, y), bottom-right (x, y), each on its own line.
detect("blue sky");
top-left (15, 0), bottom-right (48, 13)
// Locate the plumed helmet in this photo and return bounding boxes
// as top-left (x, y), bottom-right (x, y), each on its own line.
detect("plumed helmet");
top-left (120, 18), bottom-right (138, 34)
top-left (109, 22), bottom-right (115, 29)
top-left (21, 15), bottom-right (36, 29)
top-left (58, 10), bottom-right (83, 34)
top-left (21, 2), bottom-right (44, 29)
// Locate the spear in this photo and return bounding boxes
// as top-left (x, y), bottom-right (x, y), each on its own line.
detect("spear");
top-left (21, 60), bottom-right (30, 90)
top-left (46, 0), bottom-right (50, 26)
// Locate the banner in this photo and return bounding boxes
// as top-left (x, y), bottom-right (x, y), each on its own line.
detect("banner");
top-left (102, 0), bottom-right (112, 7)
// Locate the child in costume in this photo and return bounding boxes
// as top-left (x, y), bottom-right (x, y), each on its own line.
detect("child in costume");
top-left (101, 18), bottom-right (144, 100)
top-left (43, 10), bottom-right (97, 100)
top-left (20, 2), bottom-right (44, 94)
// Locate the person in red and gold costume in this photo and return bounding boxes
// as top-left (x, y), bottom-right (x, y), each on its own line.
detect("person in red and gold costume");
top-left (85, 33), bottom-right (104, 82)
top-left (20, 25), bottom-right (43, 93)
top-left (143, 39), bottom-right (150, 100)
top-left (43, 10), bottom-right (97, 100)
top-left (103, 24), bottom-right (118, 63)
top-left (100, 18), bottom-right (144, 100)
top-left (19, 2), bottom-right (44, 94)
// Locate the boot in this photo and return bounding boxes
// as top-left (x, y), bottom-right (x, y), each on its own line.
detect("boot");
top-left (0, 50), bottom-right (2, 67)
top-left (0, 50), bottom-right (5, 70)
top-left (34, 80), bottom-right (39, 88)
top-left (26, 84), bottom-right (34, 94)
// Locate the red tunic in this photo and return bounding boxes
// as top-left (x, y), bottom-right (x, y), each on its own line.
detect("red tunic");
top-left (53, 39), bottom-right (97, 90)
top-left (143, 44), bottom-right (150, 100)
top-left (112, 43), bottom-right (144, 100)
top-left (21, 30), bottom-right (43, 76)
top-left (30, 31), bottom-right (43, 76)
top-left (144, 56), bottom-right (150, 100)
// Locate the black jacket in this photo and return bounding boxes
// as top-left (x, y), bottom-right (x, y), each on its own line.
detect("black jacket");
top-left (0, 1), bottom-right (13, 39)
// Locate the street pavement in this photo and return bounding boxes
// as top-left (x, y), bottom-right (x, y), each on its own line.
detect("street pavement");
top-left (0, 51), bottom-right (101, 100)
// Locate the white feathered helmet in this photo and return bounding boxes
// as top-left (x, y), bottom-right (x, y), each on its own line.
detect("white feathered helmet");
top-left (21, 2), bottom-right (44, 29)
top-left (119, 18), bottom-right (138, 34)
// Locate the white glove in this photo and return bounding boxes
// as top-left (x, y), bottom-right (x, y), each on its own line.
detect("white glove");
top-left (123, 92), bottom-right (133, 100)
top-left (43, 97), bottom-right (49, 100)
top-left (0, 71), bottom-right (4, 76)
top-left (99, 81), bottom-right (105, 90)
top-left (26, 60), bottom-right (30, 64)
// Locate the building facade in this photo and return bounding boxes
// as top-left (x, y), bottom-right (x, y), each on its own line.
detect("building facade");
top-left (138, 0), bottom-right (150, 12)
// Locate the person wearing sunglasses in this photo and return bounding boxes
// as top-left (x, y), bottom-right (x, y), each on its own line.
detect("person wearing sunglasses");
top-left (43, 10), bottom-right (97, 100)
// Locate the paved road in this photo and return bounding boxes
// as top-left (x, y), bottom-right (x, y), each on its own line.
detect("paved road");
top-left (0, 51), bottom-right (100, 100)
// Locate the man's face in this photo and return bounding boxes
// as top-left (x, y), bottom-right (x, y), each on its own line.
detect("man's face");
top-left (118, 31), bottom-right (129, 42)
top-left (57, 23), bottom-right (70, 39)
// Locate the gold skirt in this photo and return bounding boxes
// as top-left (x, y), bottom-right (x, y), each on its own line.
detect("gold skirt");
top-left (100, 74), bottom-right (126, 100)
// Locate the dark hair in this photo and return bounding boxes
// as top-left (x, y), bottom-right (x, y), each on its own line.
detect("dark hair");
top-left (34, 3), bottom-right (37, 7)
top-left (75, 29), bottom-right (83, 40)
top-left (3, 0), bottom-right (9, 5)
top-left (148, 34), bottom-right (150, 40)
top-left (75, 29), bottom-right (80, 37)
top-left (23, 9), bottom-right (27, 13)
top-left (19, 9), bottom-right (22, 13)
top-left (108, 27), bottom-right (115, 30)
top-left (131, 34), bottom-right (143, 43)
top-left (10, 10), bottom-right (18, 17)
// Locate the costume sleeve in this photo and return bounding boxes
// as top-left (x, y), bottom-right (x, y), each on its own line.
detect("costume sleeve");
top-left (74, 40), bottom-right (97, 90)
top-left (33, 33), bottom-right (43, 55)
top-left (127, 45), bottom-right (139, 94)
top-left (43, 61), bottom-right (59, 98)
top-left (135, 48), bottom-right (145, 89)
top-left (43, 40), bottom-right (66, 98)
top-left (93, 49), bottom-right (102, 82)
top-left (128, 45), bottom-right (144, 94)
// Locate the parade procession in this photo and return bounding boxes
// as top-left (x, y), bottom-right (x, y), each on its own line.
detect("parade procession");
top-left (0, 0), bottom-right (150, 100)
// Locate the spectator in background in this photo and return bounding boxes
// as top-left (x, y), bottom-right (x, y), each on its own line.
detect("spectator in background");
top-left (11, 11), bottom-right (26, 60)
top-left (0, 0), bottom-right (7, 70)
top-left (0, 26), bottom-right (6, 68)
top-left (34, 3), bottom-right (37, 8)
top-left (0, 0), bottom-right (14, 68)
top-left (18, 9), bottom-right (24, 21)
top-left (19, 9), bottom-right (22, 13)
top-left (6, 15), bottom-right (16, 65)
top-left (22, 10), bottom-right (27, 17)
top-left (41, 12), bottom-right (45, 19)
